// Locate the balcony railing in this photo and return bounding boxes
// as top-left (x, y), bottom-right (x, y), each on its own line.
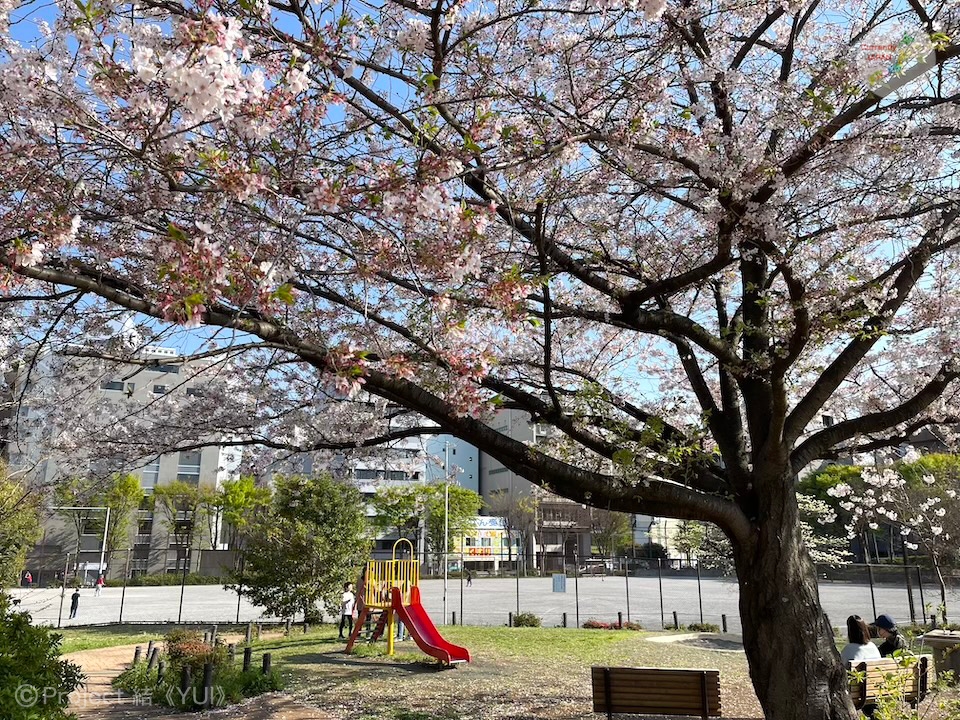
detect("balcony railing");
top-left (134, 534), bottom-right (152, 546)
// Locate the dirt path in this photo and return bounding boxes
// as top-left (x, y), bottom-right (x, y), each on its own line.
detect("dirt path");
top-left (63, 639), bottom-right (333, 720)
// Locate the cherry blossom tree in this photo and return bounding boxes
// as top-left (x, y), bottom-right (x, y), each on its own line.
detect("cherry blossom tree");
top-left (1, 0), bottom-right (960, 716)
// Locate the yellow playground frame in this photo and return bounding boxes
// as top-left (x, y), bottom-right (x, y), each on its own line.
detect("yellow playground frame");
top-left (346, 538), bottom-right (419, 656)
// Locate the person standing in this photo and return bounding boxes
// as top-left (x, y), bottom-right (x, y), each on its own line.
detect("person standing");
top-left (94, 575), bottom-right (104, 597)
top-left (23, 570), bottom-right (32, 587)
top-left (465, 568), bottom-right (472, 587)
top-left (873, 614), bottom-right (908, 657)
top-left (338, 582), bottom-right (356, 639)
top-left (69, 589), bottom-right (81, 620)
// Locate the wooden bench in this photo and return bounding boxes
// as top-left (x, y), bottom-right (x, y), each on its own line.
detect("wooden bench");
top-left (591, 667), bottom-right (721, 719)
top-left (848, 655), bottom-right (931, 710)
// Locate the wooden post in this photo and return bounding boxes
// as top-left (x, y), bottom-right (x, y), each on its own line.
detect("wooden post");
top-left (202, 662), bottom-right (214, 709)
top-left (673, 611), bottom-right (680, 630)
top-left (256, 623), bottom-right (262, 640)
top-left (285, 618), bottom-right (291, 635)
top-left (722, 614), bottom-right (728, 633)
top-left (203, 632), bottom-right (210, 645)
top-left (210, 624), bottom-right (218, 646)
top-left (180, 665), bottom-right (191, 696)
top-left (303, 621), bottom-right (309, 634)
top-left (262, 652), bottom-right (272, 675)
top-left (227, 644), bottom-right (236, 663)
top-left (157, 659), bottom-right (166, 684)
top-left (245, 622), bottom-right (252, 644)
top-left (508, 611), bottom-right (513, 627)
top-left (146, 640), bottom-right (154, 656)
top-left (243, 646), bottom-right (252, 672)
top-left (562, 612), bottom-right (567, 628)
top-left (147, 647), bottom-right (159, 671)
top-left (133, 646), bottom-right (142, 665)
top-left (617, 611), bottom-right (623, 629)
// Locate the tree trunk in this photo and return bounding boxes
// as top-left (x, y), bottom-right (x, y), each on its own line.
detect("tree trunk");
top-left (734, 484), bottom-right (857, 720)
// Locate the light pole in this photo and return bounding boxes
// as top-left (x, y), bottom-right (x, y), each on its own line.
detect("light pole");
top-left (52, 506), bottom-right (111, 580)
top-left (443, 442), bottom-right (450, 624)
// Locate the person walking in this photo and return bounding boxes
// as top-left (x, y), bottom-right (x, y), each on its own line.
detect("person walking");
top-left (873, 614), bottom-right (908, 657)
top-left (94, 575), bottom-right (104, 597)
top-left (338, 582), bottom-right (356, 639)
top-left (465, 568), bottom-right (472, 587)
top-left (69, 589), bottom-right (81, 620)
top-left (23, 570), bottom-right (32, 587)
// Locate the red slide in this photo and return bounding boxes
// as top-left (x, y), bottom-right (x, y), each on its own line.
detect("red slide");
top-left (390, 586), bottom-right (471, 665)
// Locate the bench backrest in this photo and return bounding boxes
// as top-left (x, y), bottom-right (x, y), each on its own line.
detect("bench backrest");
top-left (848, 655), bottom-right (931, 709)
top-left (591, 667), bottom-right (721, 719)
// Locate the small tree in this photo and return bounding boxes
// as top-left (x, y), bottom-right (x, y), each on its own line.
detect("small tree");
top-left (673, 520), bottom-right (706, 567)
top-left (831, 458), bottom-right (960, 622)
top-left (102, 474), bottom-right (143, 561)
top-left (370, 484), bottom-right (426, 551)
top-left (0, 468), bottom-right (41, 587)
top-left (153, 481), bottom-right (215, 573)
top-left (486, 490), bottom-right (536, 568)
top-left (591, 510), bottom-right (633, 558)
top-left (236, 474), bottom-right (369, 619)
top-left (423, 484), bottom-right (483, 571)
top-left (220, 477), bottom-right (272, 554)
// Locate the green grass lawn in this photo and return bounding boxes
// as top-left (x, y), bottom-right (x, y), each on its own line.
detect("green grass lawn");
top-left (58, 627), bottom-right (166, 654)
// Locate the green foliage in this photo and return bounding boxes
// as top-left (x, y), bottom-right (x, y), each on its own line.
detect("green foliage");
top-left (105, 572), bottom-right (225, 587)
top-left (0, 592), bottom-right (84, 720)
top-left (590, 510), bottom-right (633, 557)
top-left (423, 484), bottom-right (483, 564)
top-left (153, 481), bottom-right (216, 549)
top-left (0, 466), bottom-right (41, 587)
top-left (673, 521), bottom-right (706, 563)
top-left (687, 622), bottom-right (721, 633)
top-left (233, 474), bottom-right (370, 619)
top-left (581, 619), bottom-right (643, 631)
top-left (370, 484), bottom-right (425, 543)
top-left (219, 476), bottom-right (272, 552)
top-left (631, 542), bottom-right (668, 560)
top-left (114, 628), bottom-right (283, 711)
top-left (511, 612), bottom-right (542, 627)
top-left (103, 473), bottom-right (143, 558)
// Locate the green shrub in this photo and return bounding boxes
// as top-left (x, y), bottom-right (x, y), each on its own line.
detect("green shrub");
top-left (106, 573), bottom-right (226, 587)
top-left (582, 619), bottom-right (642, 631)
top-left (0, 592), bottom-right (84, 720)
top-left (687, 622), bottom-right (721, 633)
top-left (114, 633), bottom-right (282, 711)
top-left (512, 612), bottom-right (542, 627)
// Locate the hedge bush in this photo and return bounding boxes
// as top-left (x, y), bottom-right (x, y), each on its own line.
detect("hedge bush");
top-left (0, 593), bottom-right (84, 720)
top-left (512, 612), bottom-right (542, 627)
top-left (105, 573), bottom-right (226, 587)
top-left (582, 619), bottom-right (643, 631)
top-left (114, 628), bottom-right (282, 711)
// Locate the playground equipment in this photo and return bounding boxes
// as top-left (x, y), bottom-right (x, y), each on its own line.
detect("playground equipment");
top-left (345, 539), bottom-right (470, 665)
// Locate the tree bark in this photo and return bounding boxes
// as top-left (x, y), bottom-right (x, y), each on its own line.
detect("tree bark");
top-left (734, 479), bottom-right (857, 720)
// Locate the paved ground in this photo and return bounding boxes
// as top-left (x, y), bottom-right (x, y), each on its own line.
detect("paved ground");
top-left (11, 575), bottom-right (956, 633)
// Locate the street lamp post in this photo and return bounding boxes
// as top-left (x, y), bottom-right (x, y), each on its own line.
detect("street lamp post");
top-left (443, 442), bottom-right (450, 624)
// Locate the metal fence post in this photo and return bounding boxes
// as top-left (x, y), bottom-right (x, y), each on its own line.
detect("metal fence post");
top-left (625, 560), bottom-right (631, 622)
top-left (657, 558), bottom-right (665, 629)
top-left (57, 553), bottom-right (70, 628)
top-left (119, 548), bottom-right (131, 624)
top-left (866, 563), bottom-right (877, 621)
top-left (697, 565), bottom-right (704, 624)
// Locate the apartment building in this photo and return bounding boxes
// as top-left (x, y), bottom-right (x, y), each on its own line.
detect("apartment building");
top-left (6, 344), bottom-right (240, 583)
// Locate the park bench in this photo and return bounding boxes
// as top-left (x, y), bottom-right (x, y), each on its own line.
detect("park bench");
top-left (848, 655), bottom-right (931, 711)
top-left (591, 666), bottom-right (721, 719)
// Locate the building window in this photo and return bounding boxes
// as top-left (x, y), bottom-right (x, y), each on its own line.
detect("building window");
top-left (150, 364), bottom-right (180, 374)
top-left (100, 380), bottom-right (123, 391)
top-left (142, 459), bottom-right (160, 489)
top-left (481, 537), bottom-right (492, 547)
top-left (387, 470), bottom-right (407, 481)
top-left (177, 450), bottom-right (201, 483)
top-left (464, 537), bottom-right (475, 546)
top-left (126, 382), bottom-right (136, 393)
top-left (153, 385), bottom-right (168, 395)
top-left (186, 387), bottom-right (202, 397)
top-left (354, 469), bottom-right (379, 480)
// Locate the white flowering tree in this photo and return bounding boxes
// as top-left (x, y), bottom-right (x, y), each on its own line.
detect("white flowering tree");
top-left (2, 0), bottom-right (960, 717)
top-left (829, 457), bottom-right (960, 621)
